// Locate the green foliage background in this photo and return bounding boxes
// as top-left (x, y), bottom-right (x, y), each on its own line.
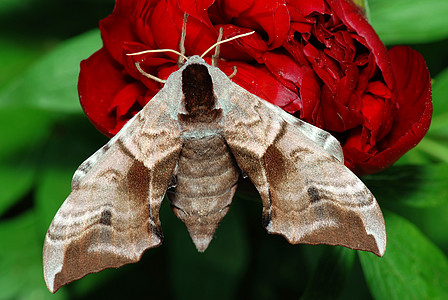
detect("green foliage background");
top-left (0, 0), bottom-right (447, 299)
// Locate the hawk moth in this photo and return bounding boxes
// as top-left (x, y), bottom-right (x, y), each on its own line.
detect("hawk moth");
top-left (43, 55), bottom-right (386, 293)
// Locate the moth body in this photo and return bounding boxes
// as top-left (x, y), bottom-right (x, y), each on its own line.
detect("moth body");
top-left (43, 55), bottom-right (386, 293)
top-left (167, 63), bottom-right (240, 251)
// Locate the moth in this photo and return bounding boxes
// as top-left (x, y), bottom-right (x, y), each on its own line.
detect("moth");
top-left (43, 30), bottom-right (386, 293)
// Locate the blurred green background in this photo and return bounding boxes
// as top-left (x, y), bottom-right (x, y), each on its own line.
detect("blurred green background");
top-left (1, 0), bottom-right (448, 299)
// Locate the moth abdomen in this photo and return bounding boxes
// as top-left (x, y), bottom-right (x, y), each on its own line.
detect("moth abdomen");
top-left (168, 134), bottom-right (239, 251)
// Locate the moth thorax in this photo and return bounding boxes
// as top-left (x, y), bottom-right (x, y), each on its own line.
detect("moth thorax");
top-left (182, 64), bottom-right (216, 115)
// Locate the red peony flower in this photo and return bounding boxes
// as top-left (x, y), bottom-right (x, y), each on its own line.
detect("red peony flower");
top-left (78, 0), bottom-right (432, 175)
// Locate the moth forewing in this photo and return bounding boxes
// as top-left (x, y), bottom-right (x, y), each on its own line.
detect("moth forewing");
top-left (43, 76), bottom-right (183, 293)
top-left (214, 64), bottom-right (386, 257)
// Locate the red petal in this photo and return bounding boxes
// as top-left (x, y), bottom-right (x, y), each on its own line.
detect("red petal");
top-left (287, 0), bottom-right (326, 16)
top-left (99, 0), bottom-right (140, 64)
top-left (326, 0), bottom-right (393, 89)
top-left (262, 51), bottom-right (303, 92)
top-left (78, 48), bottom-right (130, 137)
top-left (209, 0), bottom-right (252, 23)
top-left (133, 1), bottom-right (159, 48)
top-left (303, 43), bottom-right (342, 94)
top-left (363, 81), bottom-right (395, 142)
top-left (299, 69), bottom-right (322, 126)
top-left (149, 0), bottom-right (185, 51)
top-left (179, 0), bottom-right (215, 23)
top-left (217, 25), bottom-right (268, 62)
top-left (345, 46), bottom-right (432, 175)
top-left (222, 60), bottom-right (300, 110)
top-left (215, 0), bottom-right (290, 49)
top-left (109, 82), bottom-right (147, 121)
top-left (360, 94), bottom-right (387, 146)
top-left (320, 84), bottom-right (364, 132)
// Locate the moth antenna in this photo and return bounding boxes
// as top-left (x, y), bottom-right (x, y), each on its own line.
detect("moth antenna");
top-left (134, 62), bottom-right (166, 84)
top-left (228, 66), bottom-right (237, 79)
top-left (200, 31), bottom-right (256, 59)
top-left (127, 49), bottom-right (189, 62)
top-left (211, 27), bottom-right (224, 67)
top-left (178, 13), bottom-right (189, 67)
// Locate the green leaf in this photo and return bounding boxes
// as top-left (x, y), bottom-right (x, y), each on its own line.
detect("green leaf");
top-left (301, 247), bottom-right (356, 299)
top-left (165, 200), bottom-right (249, 300)
top-left (432, 68), bottom-right (448, 116)
top-left (412, 138), bottom-right (448, 163)
top-left (395, 202), bottom-right (448, 255)
top-left (35, 115), bottom-right (107, 235)
top-left (0, 29), bottom-right (102, 113)
top-left (0, 0), bottom-right (35, 14)
top-left (0, 107), bottom-right (54, 215)
top-left (364, 164), bottom-right (448, 207)
top-left (0, 107), bottom-right (53, 159)
top-left (0, 211), bottom-right (67, 300)
top-left (428, 67), bottom-right (448, 136)
top-left (359, 211), bottom-right (448, 300)
top-left (369, 0), bottom-right (448, 44)
top-left (0, 38), bottom-right (43, 89)
top-left (0, 150), bottom-right (38, 216)
top-left (394, 146), bottom-right (432, 165)
top-left (36, 163), bottom-right (77, 235)
top-left (416, 201), bottom-right (448, 252)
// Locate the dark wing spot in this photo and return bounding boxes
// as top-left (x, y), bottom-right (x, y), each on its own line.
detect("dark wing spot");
top-left (263, 127), bottom-right (288, 188)
top-left (99, 210), bottom-right (112, 226)
top-left (307, 186), bottom-right (321, 203)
